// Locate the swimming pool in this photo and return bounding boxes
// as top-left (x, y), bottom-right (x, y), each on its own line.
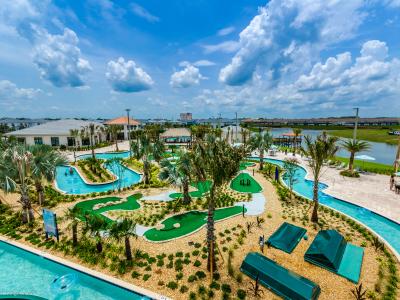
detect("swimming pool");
top-left (0, 240), bottom-right (152, 300)
top-left (254, 158), bottom-right (400, 258)
top-left (55, 152), bottom-right (141, 195)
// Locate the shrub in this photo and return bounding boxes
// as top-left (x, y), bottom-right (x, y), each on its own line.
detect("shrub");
top-left (143, 274), bottom-right (151, 281)
top-left (188, 275), bottom-right (197, 283)
top-left (340, 170), bottom-right (360, 178)
top-left (131, 271), bottom-right (140, 279)
top-left (195, 271), bottom-right (206, 279)
top-left (209, 281), bottom-right (220, 290)
top-left (176, 272), bottom-right (183, 280)
top-left (180, 285), bottom-right (189, 293)
top-left (194, 260), bottom-right (201, 267)
top-left (221, 284), bottom-right (231, 294)
top-left (166, 281), bottom-right (178, 290)
top-left (237, 289), bottom-right (246, 299)
top-left (189, 292), bottom-right (196, 300)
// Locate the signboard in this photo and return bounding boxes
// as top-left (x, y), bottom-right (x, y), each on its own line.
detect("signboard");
top-left (42, 209), bottom-right (59, 241)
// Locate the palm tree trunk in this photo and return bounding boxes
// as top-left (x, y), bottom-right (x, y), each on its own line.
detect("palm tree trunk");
top-left (115, 139), bottom-right (119, 152)
top-left (35, 180), bottom-right (44, 206)
top-left (259, 149), bottom-right (264, 170)
top-left (349, 152), bottom-right (355, 171)
top-left (395, 136), bottom-right (400, 173)
top-left (90, 134), bottom-right (95, 159)
top-left (20, 193), bottom-right (34, 223)
top-left (125, 236), bottom-right (132, 261)
top-left (96, 240), bottom-right (103, 253)
top-left (207, 186), bottom-right (216, 278)
top-left (182, 180), bottom-right (191, 205)
top-left (311, 181), bottom-right (319, 223)
top-left (143, 161), bottom-right (150, 184)
top-left (72, 223), bottom-right (78, 247)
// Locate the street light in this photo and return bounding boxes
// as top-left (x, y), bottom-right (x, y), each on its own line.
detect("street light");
top-left (126, 108), bottom-right (131, 158)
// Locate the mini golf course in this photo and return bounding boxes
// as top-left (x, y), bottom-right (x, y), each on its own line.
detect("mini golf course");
top-left (239, 161), bottom-right (256, 170)
top-left (169, 180), bottom-right (212, 199)
top-left (230, 173), bottom-right (262, 193)
top-left (144, 206), bottom-right (246, 242)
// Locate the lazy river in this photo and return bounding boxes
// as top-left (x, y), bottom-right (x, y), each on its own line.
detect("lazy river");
top-left (260, 158), bottom-right (400, 257)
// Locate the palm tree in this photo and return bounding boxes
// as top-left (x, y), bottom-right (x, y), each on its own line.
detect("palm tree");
top-left (292, 128), bottom-right (302, 155)
top-left (192, 135), bottom-right (244, 279)
top-left (248, 130), bottom-right (273, 170)
top-left (301, 134), bottom-right (339, 222)
top-left (341, 140), bottom-right (371, 171)
top-left (29, 144), bottom-right (67, 206)
top-left (64, 206), bottom-right (81, 247)
top-left (159, 151), bottom-right (192, 204)
top-left (109, 218), bottom-right (137, 261)
top-left (84, 214), bottom-right (108, 253)
top-left (107, 124), bottom-right (123, 152)
top-left (69, 129), bottom-right (79, 163)
top-left (81, 123), bottom-right (102, 159)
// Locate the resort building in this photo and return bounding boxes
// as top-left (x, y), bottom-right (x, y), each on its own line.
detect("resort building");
top-left (4, 119), bottom-right (106, 147)
top-left (104, 116), bottom-right (141, 140)
top-left (160, 127), bottom-right (192, 144)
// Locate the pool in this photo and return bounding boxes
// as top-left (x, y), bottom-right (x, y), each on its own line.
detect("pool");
top-left (254, 158), bottom-right (400, 258)
top-left (0, 240), bottom-right (152, 300)
top-left (55, 152), bottom-right (141, 195)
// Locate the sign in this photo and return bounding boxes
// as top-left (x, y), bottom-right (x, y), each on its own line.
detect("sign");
top-left (42, 209), bottom-right (59, 241)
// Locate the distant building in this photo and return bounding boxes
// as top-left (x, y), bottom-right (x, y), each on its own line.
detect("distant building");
top-left (0, 118), bottom-right (50, 131)
top-left (5, 119), bottom-right (106, 147)
top-left (104, 116), bottom-right (141, 140)
top-left (195, 118), bottom-right (236, 128)
top-left (160, 128), bottom-right (191, 144)
top-left (179, 113), bottom-right (192, 121)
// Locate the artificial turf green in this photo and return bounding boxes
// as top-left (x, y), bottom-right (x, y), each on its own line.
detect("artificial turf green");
top-left (239, 161), bottom-right (256, 170)
top-left (230, 173), bottom-right (262, 193)
top-left (169, 180), bottom-right (212, 199)
top-left (144, 206), bottom-right (245, 242)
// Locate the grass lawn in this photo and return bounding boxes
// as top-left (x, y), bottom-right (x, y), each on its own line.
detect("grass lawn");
top-left (335, 157), bottom-right (394, 175)
top-left (169, 180), bottom-right (212, 199)
top-left (328, 129), bottom-right (400, 145)
top-left (230, 173), bottom-right (262, 193)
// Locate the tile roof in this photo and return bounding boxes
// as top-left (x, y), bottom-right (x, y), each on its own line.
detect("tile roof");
top-left (104, 116), bottom-right (140, 126)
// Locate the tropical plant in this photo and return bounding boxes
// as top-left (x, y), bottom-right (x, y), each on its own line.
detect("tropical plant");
top-left (248, 273), bottom-right (264, 297)
top-left (109, 218), bottom-right (137, 261)
top-left (81, 123), bottom-right (103, 159)
top-left (69, 129), bottom-right (79, 163)
top-left (341, 140), bottom-right (371, 171)
top-left (64, 206), bottom-right (81, 247)
top-left (105, 157), bottom-right (125, 190)
top-left (351, 283), bottom-right (367, 300)
top-left (84, 214), bottom-right (108, 253)
top-left (248, 130), bottom-right (273, 170)
top-left (191, 135), bottom-right (244, 279)
top-left (301, 134), bottom-right (338, 222)
top-left (283, 157), bottom-right (299, 200)
top-left (29, 144), bottom-right (67, 206)
top-left (107, 124), bottom-right (123, 152)
top-left (292, 128), bottom-right (302, 155)
top-left (191, 125), bottom-right (211, 141)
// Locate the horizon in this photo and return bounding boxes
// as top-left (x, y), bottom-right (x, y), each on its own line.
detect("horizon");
top-left (1, 1), bottom-right (400, 119)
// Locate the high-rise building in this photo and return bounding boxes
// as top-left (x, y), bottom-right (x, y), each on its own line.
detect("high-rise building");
top-left (179, 113), bottom-right (192, 121)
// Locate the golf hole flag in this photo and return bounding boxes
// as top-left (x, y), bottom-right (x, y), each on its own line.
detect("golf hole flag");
top-left (42, 209), bottom-right (59, 241)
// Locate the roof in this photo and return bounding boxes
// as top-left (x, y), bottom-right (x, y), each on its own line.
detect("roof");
top-left (104, 116), bottom-right (140, 126)
top-left (4, 119), bottom-right (103, 136)
top-left (267, 222), bottom-right (307, 253)
top-left (241, 252), bottom-right (321, 300)
top-left (160, 128), bottom-right (191, 138)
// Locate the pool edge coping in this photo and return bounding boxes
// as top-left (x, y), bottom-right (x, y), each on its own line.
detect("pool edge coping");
top-left (0, 235), bottom-right (171, 300)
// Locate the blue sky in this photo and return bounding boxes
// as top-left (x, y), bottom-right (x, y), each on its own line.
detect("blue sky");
top-left (0, 0), bottom-right (400, 119)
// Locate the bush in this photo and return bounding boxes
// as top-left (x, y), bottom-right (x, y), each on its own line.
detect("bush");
top-left (189, 292), bottom-right (196, 300)
top-left (188, 275), bottom-right (197, 283)
top-left (176, 272), bottom-right (183, 280)
top-left (195, 271), bottom-right (206, 279)
top-left (143, 274), bottom-right (151, 281)
top-left (340, 169), bottom-right (360, 178)
top-left (237, 289), bottom-right (246, 299)
top-left (166, 281), bottom-right (178, 290)
top-left (194, 260), bottom-right (201, 267)
top-left (221, 284), bottom-right (231, 294)
top-left (180, 285), bottom-right (189, 293)
top-left (131, 271), bottom-right (140, 279)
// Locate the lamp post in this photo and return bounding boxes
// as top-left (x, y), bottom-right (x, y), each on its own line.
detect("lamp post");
top-left (353, 107), bottom-right (359, 142)
top-left (126, 108), bottom-right (131, 158)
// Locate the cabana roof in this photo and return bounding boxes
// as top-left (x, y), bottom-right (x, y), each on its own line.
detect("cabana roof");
top-left (267, 222), bottom-right (307, 253)
top-left (104, 116), bottom-right (140, 126)
top-left (160, 128), bottom-right (191, 138)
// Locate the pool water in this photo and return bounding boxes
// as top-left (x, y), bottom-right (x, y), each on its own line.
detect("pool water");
top-left (55, 152), bottom-right (141, 195)
top-left (0, 241), bottom-right (150, 300)
top-left (258, 158), bottom-right (400, 257)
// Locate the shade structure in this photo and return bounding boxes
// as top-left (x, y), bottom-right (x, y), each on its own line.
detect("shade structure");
top-left (355, 154), bottom-right (375, 161)
top-left (304, 230), bottom-right (364, 283)
top-left (240, 252), bottom-right (321, 300)
top-left (267, 222), bottom-right (307, 253)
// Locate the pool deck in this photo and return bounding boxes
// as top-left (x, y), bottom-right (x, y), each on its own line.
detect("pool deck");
top-left (266, 152), bottom-right (400, 223)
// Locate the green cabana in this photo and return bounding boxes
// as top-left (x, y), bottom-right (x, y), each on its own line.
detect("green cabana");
top-left (304, 230), bottom-right (364, 283)
top-left (267, 222), bottom-right (307, 253)
top-left (240, 252), bottom-right (321, 300)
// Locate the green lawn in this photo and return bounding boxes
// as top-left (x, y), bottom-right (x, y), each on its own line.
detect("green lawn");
top-left (334, 157), bottom-right (394, 175)
top-left (169, 180), bottom-right (212, 199)
top-left (230, 173), bottom-right (262, 193)
top-left (328, 129), bottom-right (399, 145)
top-left (144, 206), bottom-right (245, 242)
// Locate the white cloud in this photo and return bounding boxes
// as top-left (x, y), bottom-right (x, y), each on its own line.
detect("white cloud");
top-left (131, 3), bottom-right (159, 23)
top-left (202, 41), bottom-right (240, 54)
top-left (179, 60), bottom-right (215, 67)
top-left (219, 0), bottom-right (366, 86)
top-left (170, 64), bottom-right (206, 88)
top-left (217, 26), bottom-right (235, 36)
top-left (106, 57), bottom-right (154, 92)
top-left (0, 80), bottom-right (41, 100)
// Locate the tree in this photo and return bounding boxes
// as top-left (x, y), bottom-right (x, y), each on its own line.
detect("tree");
top-left (159, 151), bottom-right (192, 204)
top-left (29, 144), bottom-right (67, 206)
top-left (248, 131), bottom-right (273, 170)
top-left (192, 135), bottom-right (244, 280)
top-left (292, 128), bottom-right (302, 155)
top-left (107, 125), bottom-right (123, 152)
top-left (84, 214), bottom-right (108, 253)
top-left (69, 129), bottom-right (79, 163)
top-left (301, 134), bottom-right (338, 222)
top-left (283, 157), bottom-right (299, 200)
top-left (109, 218), bottom-right (137, 261)
top-left (65, 206), bottom-right (81, 247)
top-left (341, 140), bottom-right (370, 171)
top-left (81, 123), bottom-right (102, 159)
top-left (105, 157), bottom-right (125, 191)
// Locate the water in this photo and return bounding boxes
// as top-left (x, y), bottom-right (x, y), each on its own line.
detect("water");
top-left (55, 152), bottom-right (141, 195)
top-left (269, 128), bottom-right (397, 165)
top-left (261, 158), bottom-right (400, 257)
top-left (0, 241), bottom-right (150, 300)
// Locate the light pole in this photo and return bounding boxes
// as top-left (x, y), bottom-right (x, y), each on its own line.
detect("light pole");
top-left (126, 108), bottom-right (131, 158)
top-left (353, 107), bottom-right (359, 142)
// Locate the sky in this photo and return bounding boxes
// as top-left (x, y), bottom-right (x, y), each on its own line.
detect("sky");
top-left (0, 0), bottom-right (400, 120)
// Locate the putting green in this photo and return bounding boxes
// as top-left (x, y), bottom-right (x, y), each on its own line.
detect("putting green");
top-left (74, 194), bottom-right (142, 223)
top-left (144, 206), bottom-right (245, 242)
top-left (240, 161), bottom-right (256, 170)
top-left (230, 173), bottom-right (262, 193)
top-left (169, 180), bottom-right (212, 199)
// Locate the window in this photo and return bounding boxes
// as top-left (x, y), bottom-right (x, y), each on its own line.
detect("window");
top-left (51, 137), bottom-right (60, 147)
top-left (16, 137), bottom-right (26, 144)
top-left (67, 137), bottom-right (75, 147)
top-left (34, 137), bottom-right (43, 145)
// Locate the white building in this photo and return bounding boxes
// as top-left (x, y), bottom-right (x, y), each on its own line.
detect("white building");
top-left (5, 119), bottom-right (106, 147)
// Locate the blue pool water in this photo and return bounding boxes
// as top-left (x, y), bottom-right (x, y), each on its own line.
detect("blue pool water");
top-left (0, 241), bottom-right (150, 300)
top-left (257, 158), bottom-right (400, 257)
top-left (55, 152), bottom-right (141, 195)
